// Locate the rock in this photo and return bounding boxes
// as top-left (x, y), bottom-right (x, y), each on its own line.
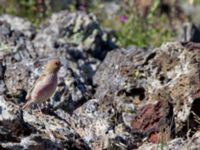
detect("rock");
top-left (102, 2), bottom-right (121, 17)
top-left (65, 98), bottom-right (140, 149)
top-left (0, 11), bottom-right (118, 149)
top-left (31, 11), bottom-right (117, 112)
top-left (0, 14), bottom-right (36, 39)
top-left (69, 99), bottom-right (111, 149)
top-left (0, 95), bottom-right (90, 150)
top-left (93, 42), bottom-right (200, 147)
top-left (138, 138), bottom-right (185, 150)
top-left (0, 96), bottom-right (34, 142)
top-left (34, 11), bottom-right (117, 60)
top-left (0, 12), bottom-right (106, 108)
top-left (163, 43), bottom-right (200, 136)
top-left (1, 134), bottom-right (63, 150)
top-left (179, 22), bottom-right (200, 43)
top-left (182, 41), bottom-right (200, 50)
top-left (4, 61), bottom-right (30, 97)
top-left (131, 100), bottom-right (174, 143)
top-left (138, 132), bottom-right (200, 149)
top-left (186, 131), bottom-right (200, 149)
top-left (0, 21), bottom-right (37, 60)
top-left (0, 9), bottom-right (200, 149)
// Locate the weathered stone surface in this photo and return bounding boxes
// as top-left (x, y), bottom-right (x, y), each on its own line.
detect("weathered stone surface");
top-left (0, 21), bottom-right (37, 60)
top-left (0, 14), bottom-right (36, 39)
top-left (0, 11), bottom-right (118, 150)
top-left (56, 96), bottom-right (139, 149)
top-left (0, 96), bottom-right (34, 143)
top-left (4, 62), bottom-right (30, 97)
top-left (138, 132), bottom-right (200, 150)
top-left (138, 138), bottom-right (185, 150)
top-left (0, 95), bottom-right (90, 150)
top-left (93, 42), bottom-right (200, 148)
top-left (1, 11), bottom-right (113, 111)
top-left (131, 100), bottom-right (174, 143)
top-left (34, 11), bottom-right (117, 60)
top-left (179, 22), bottom-right (200, 43)
top-left (0, 10), bottom-right (200, 150)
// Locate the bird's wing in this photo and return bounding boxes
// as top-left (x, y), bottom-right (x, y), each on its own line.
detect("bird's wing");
top-left (36, 73), bottom-right (47, 83)
top-left (23, 73), bottom-right (47, 109)
top-left (26, 73), bottom-right (47, 100)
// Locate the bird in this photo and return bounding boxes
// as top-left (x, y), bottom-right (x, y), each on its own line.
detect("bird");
top-left (23, 58), bottom-right (62, 110)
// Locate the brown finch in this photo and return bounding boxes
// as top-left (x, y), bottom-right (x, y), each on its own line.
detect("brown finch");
top-left (23, 59), bottom-right (62, 110)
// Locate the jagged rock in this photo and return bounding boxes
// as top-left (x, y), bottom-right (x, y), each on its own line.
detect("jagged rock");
top-left (94, 46), bottom-right (153, 127)
top-left (179, 22), bottom-right (200, 43)
top-left (0, 14), bottom-right (36, 39)
top-left (0, 11), bottom-right (118, 150)
top-left (34, 11), bottom-right (117, 60)
top-left (0, 8), bottom-right (200, 150)
top-left (31, 11), bottom-right (117, 91)
top-left (157, 43), bottom-right (200, 136)
top-left (64, 98), bottom-right (140, 149)
top-left (94, 46), bottom-right (152, 102)
top-left (131, 100), bottom-right (174, 143)
top-left (138, 138), bottom-right (185, 150)
top-left (0, 21), bottom-right (36, 59)
top-left (51, 66), bottom-right (93, 113)
top-left (0, 95), bottom-right (90, 150)
top-left (93, 42), bottom-right (200, 148)
top-left (69, 99), bottom-right (111, 149)
top-left (1, 12), bottom-right (110, 110)
top-left (0, 96), bottom-right (34, 142)
top-left (138, 132), bottom-right (200, 150)
top-left (4, 61), bottom-right (30, 97)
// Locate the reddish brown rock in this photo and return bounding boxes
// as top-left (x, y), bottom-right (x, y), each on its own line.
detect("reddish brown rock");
top-left (131, 100), bottom-right (174, 143)
top-left (148, 132), bottom-right (160, 143)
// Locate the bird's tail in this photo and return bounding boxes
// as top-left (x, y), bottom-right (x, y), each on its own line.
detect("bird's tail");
top-left (23, 101), bottom-right (33, 110)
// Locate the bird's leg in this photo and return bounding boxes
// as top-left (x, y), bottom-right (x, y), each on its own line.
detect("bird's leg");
top-left (37, 104), bottom-right (43, 115)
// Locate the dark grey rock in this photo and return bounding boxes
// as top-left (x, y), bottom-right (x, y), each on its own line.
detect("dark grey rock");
top-left (0, 14), bottom-right (36, 39)
top-left (179, 22), bottom-right (200, 43)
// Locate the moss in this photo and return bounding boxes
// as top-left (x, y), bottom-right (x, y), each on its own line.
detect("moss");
top-left (0, 43), bottom-right (13, 53)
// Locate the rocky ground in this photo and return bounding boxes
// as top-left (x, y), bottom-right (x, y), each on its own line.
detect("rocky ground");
top-left (0, 11), bottom-right (200, 150)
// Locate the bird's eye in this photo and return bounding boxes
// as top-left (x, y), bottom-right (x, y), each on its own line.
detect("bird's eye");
top-left (55, 62), bottom-right (59, 66)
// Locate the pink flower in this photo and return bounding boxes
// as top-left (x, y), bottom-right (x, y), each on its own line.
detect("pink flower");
top-left (120, 15), bottom-right (128, 22)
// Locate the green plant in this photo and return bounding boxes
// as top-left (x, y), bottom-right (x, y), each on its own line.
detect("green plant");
top-left (0, 0), bottom-right (51, 27)
top-left (91, 0), bottom-right (177, 48)
top-left (117, 0), bottom-right (175, 47)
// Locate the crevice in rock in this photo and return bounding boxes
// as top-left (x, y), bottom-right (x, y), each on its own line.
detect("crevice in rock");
top-left (126, 87), bottom-right (145, 100)
top-left (143, 52), bottom-right (156, 66)
top-left (177, 98), bottom-right (200, 137)
top-left (0, 126), bottom-right (20, 142)
top-left (159, 74), bottom-right (171, 85)
top-left (0, 61), bottom-right (5, 80)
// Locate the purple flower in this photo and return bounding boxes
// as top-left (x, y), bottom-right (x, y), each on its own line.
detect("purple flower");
top-left (120, 15), bottom-right (128, 22)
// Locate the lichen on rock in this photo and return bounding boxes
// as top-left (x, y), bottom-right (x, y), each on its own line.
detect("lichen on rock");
top-left (0, 10), bottom-right (200, 150)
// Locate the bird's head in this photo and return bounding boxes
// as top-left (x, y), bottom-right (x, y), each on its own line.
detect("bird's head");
top-left (44, 58), bottom-right (62, 74)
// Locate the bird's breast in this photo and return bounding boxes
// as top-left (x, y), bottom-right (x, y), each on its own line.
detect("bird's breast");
top-left (31, 73), bottom-right (58, 102)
